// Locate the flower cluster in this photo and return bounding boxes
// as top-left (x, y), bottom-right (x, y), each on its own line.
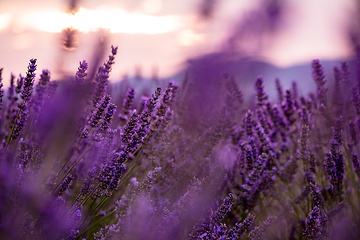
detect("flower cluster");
top-left (0, 46), bottom-right (360, 240)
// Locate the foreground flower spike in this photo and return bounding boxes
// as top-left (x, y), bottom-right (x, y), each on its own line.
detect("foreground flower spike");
top-left (7, 59), bottom-right (37, 142)
top-left (100, 103), bottom-right (117, 131)
top-left (298, 122), bottom-right (310, 172)
top-left (255, 76), bottom-right (267, 107)
top-left (352, 152), bottom-right (360, 178)
top-left (312, 59), bottom-right (327, 107)
top-left (156, 84), bottom-right (172, 118)
top-left (21, 58), bottom-right (37, 101)
top-left (227, 213), bottom-right (255, 239)
top-left (92, 46), bottom-right (118, 106)
top-left (119, 88), bottom-right (135, 122)
top-left (189, 193), bottom-right (236, 239)
top-left (90, 94), bottom-right (111, 128)
top-left (275, 78), bottom-right (283, 103)
top-left (310, 181), bottom-right (324, 208)
top-left (332, 66), bottom-right (343, 115)
top-left (281, 89), bottom-right (296, 125)
top-left (357, 45), bottom-right (360, 91)
top-left (36, 69), bottom-right (50, 94)
top-left (351, 87), bottom-right (360, 117)
top-left (248, 216), bottom-right (276, 240)
top-left (303, 206), bottom-right (325, 239)
top-left (54, 175), bottom-right (74, 197)
top-left (225, 75), bottom-right (243, 104)
top-left (280, 155), bottom-right (298, 183)
top-left (75, 60), bottom-right (88, 83)
top-left (292, 81), bottom-right (298, 100)
top-left (15, 74), bottom-right (23, 95)
top-left (33, 69), bottom-right (51, 111)
top-left (332, 116), bottom-right (343, 146)
top-left (341, 61), bottom-right (351, 97)
top-left (0, 68), bottom-right (3, 114)
top-left (349, 120), bottom-right (358, 147)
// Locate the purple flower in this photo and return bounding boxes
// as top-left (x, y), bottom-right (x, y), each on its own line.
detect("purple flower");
top-left (248, 216), bottom-right (276, 240)
top-left (332, 66), bottom-right (343, 115)
top-left (225, 75), bottom-right (243, 104)
top-left (280, 155), bottom-right (298, 183)
top-left (298, 123), bottom-right (310, 171)
top-left (303, 206), bottom-right (324, 239)
top-left (275, 78), bottom-right (283, 103)
top-left (75, 60), bottom-right (88, 83)
top-left (21, 58), bottom-right (37, 101)
top-left (281, 89), bottom-right (296, 125)
top-left (349, 120), bottom-right (358, 147)
top-left (100, 103), bottom-right (117, 131)
top-left (244, 110), bottom-right (255, 138)
top-left (156, 85), bottom-right (173, 118)
top-left (15, 74), bottom-right (23, 95)
top-left (312, 59), bottom-right (327, 107)
top-left (255, 76), bottom-right (268, 107)
top-left (92, 46), bottom-right (118, 106)
top-left (227, 214), bottom-right (254, 239)
top-left (351, 87), bottom-right (360, 117)
top-left (119, 88), bottom-right (135, 122)
top-left (90, 94), bottom-right (111, 128)
top-left (352, 152), bottom-right (360, 178)
top-left (54, 175), bottom-right (74, 197)
top-left (0, 68), bottom-right (3, 114)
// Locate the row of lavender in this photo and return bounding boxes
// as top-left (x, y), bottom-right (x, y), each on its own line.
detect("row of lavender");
top-left (0, 46), bottom-right (360, 239)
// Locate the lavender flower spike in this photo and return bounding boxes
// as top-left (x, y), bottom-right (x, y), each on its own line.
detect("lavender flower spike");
top-left (0, 68), bottom-right (3, 112)
top-left (255, 76), bottom-right (268, 107)
top-left (75, 60), bottom-right (88, 82)
top-left (312, 59), bottom-right (327, 107)
top-left (303, 206), bottom-right (324, 239)
top-left (352, 152), bottom-right (360, 178)
top-left (21, 58), bottom-right (37, 101)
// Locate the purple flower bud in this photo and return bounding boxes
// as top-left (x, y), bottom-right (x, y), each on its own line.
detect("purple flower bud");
top-left (248, 216), bottom-right (276, 240)
top-left (341, 61), bottom-right (349, 83)
top-left (75, 60), bottom-right (88, 82)
top-left (255, 76), bottom-right (268, 107)
top-left (281, 89), bottom-right (296, 125)
top-left (111, 45), bottom-right (118, 55)
top-left (100, 103), bottom-right (117, 131)
top-left (0, 68), bottom-right (3, 113)
top-left (349, 120), bottom-right (358, 147)
top-left (225, 75), bottom-right (243, 104)
top-left (15, 74), bottom-right (23, 95)
top-left (332, 66), bottom-right (343, 115)
top-left (119, 88), bottom-right (135, 123)
top-left (351, 87), bottom-right (360, 117)
top-left (54, 175), bottom-right (73, 197)
top-left (21, 59), bottom-right (37, 101)
top-left (303, 206), bottom-right (324, 239)
top-left (352, 152), bottom-right (360, 178)
top-left (275, 78), bottom-right (283, 103)
top-left (280, 155), bottom-right (298, 183)
top-left (90, 95), bottom-right (111, 128)
top-left (312, 59), bottom-right (327, 107)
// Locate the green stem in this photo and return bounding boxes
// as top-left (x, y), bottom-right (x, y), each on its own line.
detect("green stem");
top-left (76, 211), bottom-right (115, 239)
top-left (52, 141), bottom-right (96, 194)
top-left (5, 100), bottom-right (23, 146)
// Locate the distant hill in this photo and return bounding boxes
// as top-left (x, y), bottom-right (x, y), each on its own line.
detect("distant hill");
top-left (110, 53), bottom-right (357, 106)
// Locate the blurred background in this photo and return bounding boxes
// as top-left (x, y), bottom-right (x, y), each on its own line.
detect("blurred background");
top-left (0, 0), bottom-right (359, 93)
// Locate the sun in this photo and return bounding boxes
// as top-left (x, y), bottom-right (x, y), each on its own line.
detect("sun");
top-left (14, 6), bottom-right (180, 35)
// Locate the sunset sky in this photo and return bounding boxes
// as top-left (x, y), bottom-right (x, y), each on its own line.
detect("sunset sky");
top-left (0, 0), bottom-right (357, 87)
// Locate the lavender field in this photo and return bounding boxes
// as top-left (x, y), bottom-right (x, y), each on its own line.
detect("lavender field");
top-left (1, 0), bottom-right (360, 239)
top-left (0, 43), bottom-right (360, 240)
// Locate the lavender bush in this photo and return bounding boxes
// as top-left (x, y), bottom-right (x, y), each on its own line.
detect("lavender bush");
top-left (0, 45), bottom-right (360, 240)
